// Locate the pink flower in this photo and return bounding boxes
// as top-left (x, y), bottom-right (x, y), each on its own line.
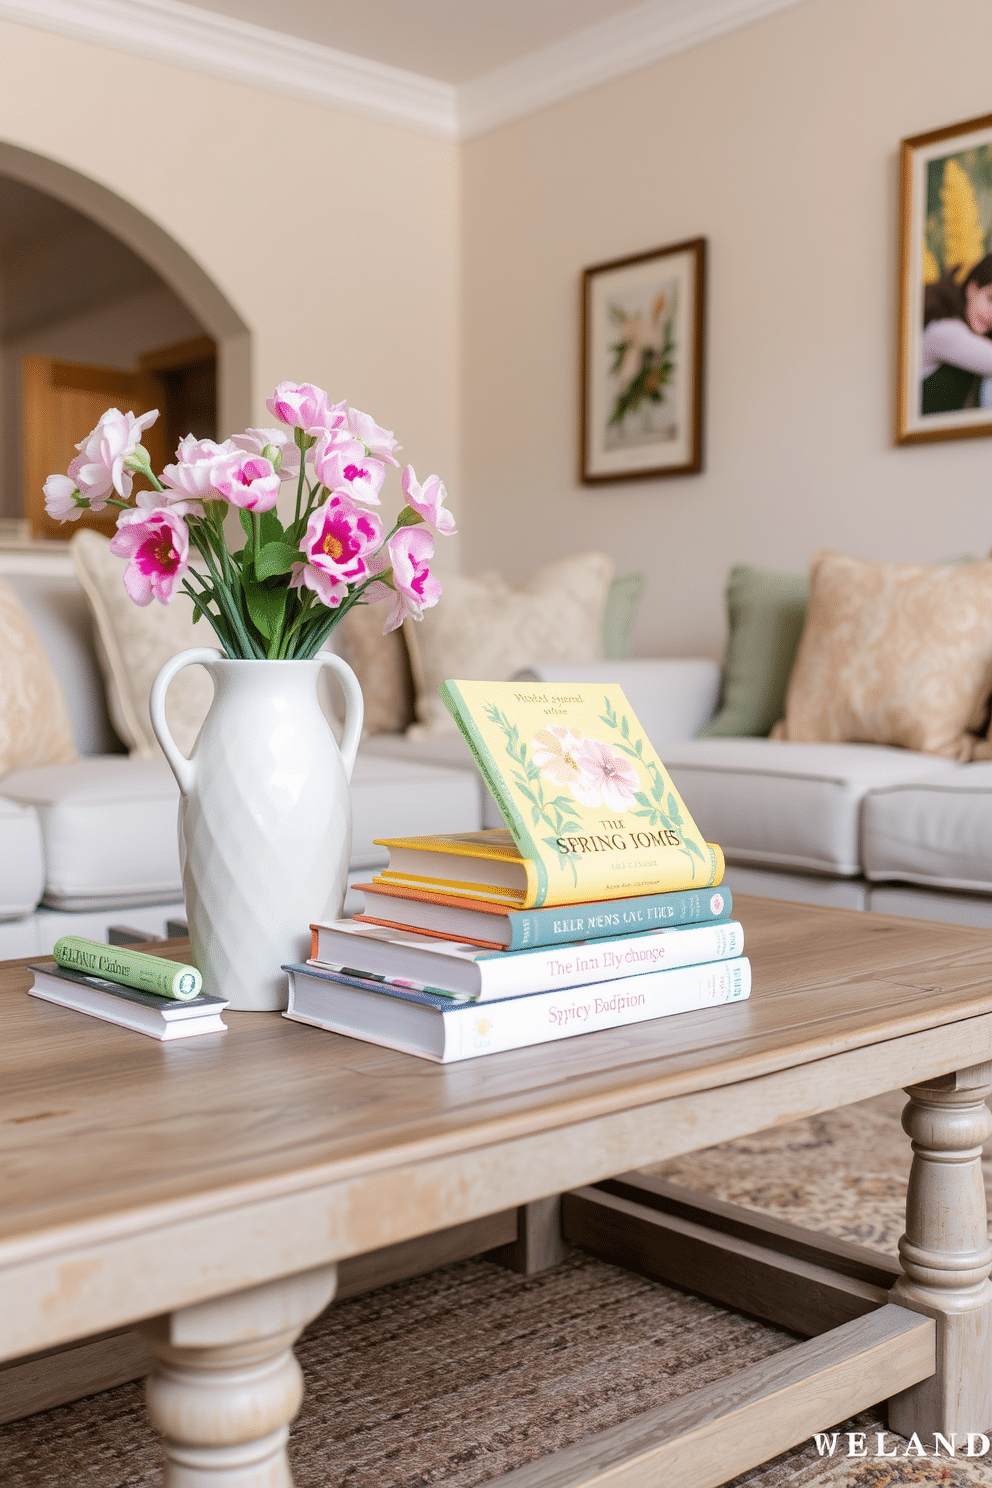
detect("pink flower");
top-left (161, 435), bottom-right (235, 508)
top-left (381, 527), bottom-right (441, 632)
top-left (573, 738), bottom-right (640, 813)
top-left (43, 462), bottom-right (86, 522)
top-left (301, 495), bottom-right (383, 584)
top-left (314, 437), bottom-right (385, 506)
top-left (347, 407), bottom-right (400, 466)
top-left (288, 563), bottom-right (348, 609)
top-left (210, 451), bottom-right (281, 512)
top-left (531, 728), bottom-right (602, 807)
top-left (110, 507), bottom-right (190, 606)
top-left (401, 465), bottom-right (456, 534)
top-left (265, 382), bottom-right (345, 437)
top-left (74, 407), bottom-right (159, 502)
top-left (229, 428), bottom-right (300, 484)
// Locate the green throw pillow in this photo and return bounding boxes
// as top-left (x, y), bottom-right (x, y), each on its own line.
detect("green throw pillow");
top-left (602, 572), bottom-right (646, 659)
top-left (699, 565), bottom-right (809, 738)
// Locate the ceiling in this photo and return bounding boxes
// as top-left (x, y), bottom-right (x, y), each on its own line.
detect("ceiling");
top-left (179, 0), bottom-right (653, 84)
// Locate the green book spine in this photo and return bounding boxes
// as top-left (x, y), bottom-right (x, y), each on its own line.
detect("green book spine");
top-left (504, 886), bottom-right (733, 951)
top-left (52, 937), bottom-right (203, 1001)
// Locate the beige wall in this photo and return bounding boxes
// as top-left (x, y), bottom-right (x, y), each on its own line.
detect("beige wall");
top-left (462, 0), bottom-right (992, 658)
top-left (0, 17), bottom-right (461, 545)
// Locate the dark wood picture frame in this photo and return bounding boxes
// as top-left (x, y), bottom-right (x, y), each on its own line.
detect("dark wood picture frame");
top-left (580, 237), bottom-right (705, 484)
top-left (897, 112), bottom-right (992, 445)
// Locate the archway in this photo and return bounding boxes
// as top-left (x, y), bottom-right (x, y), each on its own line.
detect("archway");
top-left (0, 142), bottom-right (251, 440)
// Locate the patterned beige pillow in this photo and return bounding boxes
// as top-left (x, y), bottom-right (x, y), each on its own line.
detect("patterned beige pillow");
top-left (335, 597), bottom-right (415, 736)
top-left (773, 550), bottom-right (992, 759)
top-left (70, 530), bottom-right (213, 759)
top-left (0, 579), bottom-right (78, 774)
top-left (404, 552), bottom-right (614, 736)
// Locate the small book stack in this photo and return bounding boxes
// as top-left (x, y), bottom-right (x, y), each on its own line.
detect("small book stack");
top-left (284, 679), bottom-right (750, 1063)
top-left (28, 936), bottom-right (228, 1040)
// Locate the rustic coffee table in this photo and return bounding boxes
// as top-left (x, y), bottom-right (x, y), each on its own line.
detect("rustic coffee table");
top-left (2, 896), bottom-right (992, 1487)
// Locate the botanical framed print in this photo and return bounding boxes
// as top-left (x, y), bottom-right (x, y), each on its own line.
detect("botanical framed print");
top-left (898, 112), bottom-right (992, 444)
top-left (581, 237), bottom-right (705, 483)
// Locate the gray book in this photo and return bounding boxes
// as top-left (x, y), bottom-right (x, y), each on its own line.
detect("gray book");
top-left (28, 962), bottom-right (228, 1041)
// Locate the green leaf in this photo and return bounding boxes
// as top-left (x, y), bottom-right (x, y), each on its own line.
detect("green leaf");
top-left (243, 580), bottom-right (287, 642)
top-left (684, 838), bottom-right (705, 861)
top-left (255, 542), bottom-right (302, 581)
top-left (258, 509), bottom-right (285, 545)
top-left (239, 509), bottom-right (254, 544)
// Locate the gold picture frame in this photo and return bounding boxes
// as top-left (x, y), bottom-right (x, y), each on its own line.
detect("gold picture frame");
top-left (580, 237), bottom-right (706, 483)
top-left (897, 112), bottom-right (992, 445)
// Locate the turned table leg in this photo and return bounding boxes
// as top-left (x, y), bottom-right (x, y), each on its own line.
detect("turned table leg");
top-left (137, 1264), bottom-right (337, 1487)
top-left (888, 1063), bottom-right (992, 1441)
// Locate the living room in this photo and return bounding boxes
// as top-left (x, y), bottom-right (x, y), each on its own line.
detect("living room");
top-left (4, 1), bottom-right (992, 1485)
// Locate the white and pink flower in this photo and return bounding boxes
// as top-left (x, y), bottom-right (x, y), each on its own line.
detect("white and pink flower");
top-left (380, 527), bottom-right (441, 632)
top-left (74, 407), bottom-right (159, 502)
top-left (265, 382), bottom-right (346, 438)
top-left (110, 507), bottom-right (190, 606)
top-left (210, 451), bottom-right (281, 512)
top-left (573, 738), bottom-right (640, 812)
top-left (314, 438), bottom-right (385, 506)
top-left (229, 428), bottom-right (300, 483)
top-left (43, 461), bottom-right (87, 521)
top-left (531, 728), bottom-right (602, 807)
top-left (347, 407), bottom-right (400, 466)
top-left (400, 465), bottom-right (456, 535)
top-left (290, 495), bottom-right (384, 609)
top-left (161, 435), bottom-right (236, 509)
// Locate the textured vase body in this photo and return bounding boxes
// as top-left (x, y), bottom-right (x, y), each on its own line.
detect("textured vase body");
top-left (150, 651), bottom-right (363, 1011)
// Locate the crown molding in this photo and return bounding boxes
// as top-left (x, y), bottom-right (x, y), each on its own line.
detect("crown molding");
top-left (0, 0), bottom-right (809, 142)
top-left (458, 0), bottom-right (810, 138)
top-left (0, 0), bottom-right (459, 139)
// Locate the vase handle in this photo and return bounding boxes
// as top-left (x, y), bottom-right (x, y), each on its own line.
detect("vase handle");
top-left (317, 652), bottom-right (363, 781)
top-left (149, 648), bottom-right (223, 796)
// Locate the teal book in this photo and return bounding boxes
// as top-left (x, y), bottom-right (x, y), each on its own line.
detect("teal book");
top-left (355, 881), bottom-right (732, 951)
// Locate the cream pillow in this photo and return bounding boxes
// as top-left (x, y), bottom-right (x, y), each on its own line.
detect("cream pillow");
top-left (70, 530), bottom-right (214, 759)
top-left (773, 550), bottom-right (992, 760)
top-left (404, 552), bottom-right (615, 736)
top-left (0, 579), bottom-right (78, 774)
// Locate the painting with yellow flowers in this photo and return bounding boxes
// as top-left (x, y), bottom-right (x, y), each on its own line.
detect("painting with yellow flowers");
top-left (581, 238), bottom-right (706, 482)
top-left (898, 113), bottom-right (992, 444)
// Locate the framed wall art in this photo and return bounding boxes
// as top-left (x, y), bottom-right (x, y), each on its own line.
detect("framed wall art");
top-left (898, 112), bottom-right (992, 444)
top-left (580, 237), bottom-right (705, 484)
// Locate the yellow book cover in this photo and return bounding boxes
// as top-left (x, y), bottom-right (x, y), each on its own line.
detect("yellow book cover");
top-left (438, 679), bottom-right (724, 908)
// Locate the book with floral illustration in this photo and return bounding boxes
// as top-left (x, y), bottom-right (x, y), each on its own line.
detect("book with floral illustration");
top-left (435, 679), bottom-right (724, 909)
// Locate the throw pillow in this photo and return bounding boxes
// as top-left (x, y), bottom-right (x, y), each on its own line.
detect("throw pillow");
top-left (773, 550), bottom-right (992, 759)
top-left (0, 579), bottom-right (78, 774)
top-left (404, 552), bottom-right (615, 735)
top-left (335, 597), bottom-right (416, 736)
top-left (699, 565), bottom-right (809, 738)
top-left (70, 530), bottom-right (213, 759)
top-left (602, 573), bottom-right (646, 660)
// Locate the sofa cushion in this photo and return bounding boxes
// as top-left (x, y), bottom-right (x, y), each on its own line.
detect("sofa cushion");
top-left (863, 763), bottom-right (992, 893)
top-left (0, 794), bottom-right (45, 917)
top-left (350, 751), bottom-right (483, 867)
top-left (0, 757), bottom-right (183, 910)
top-left (0, 578), bottom-right (79, 775)
top-left (774, 551), bottom-right (992, 759)
top-left (662, 738), bottom-right (958, 875)
top-left (699, 565), bottom-right (808, 739)
top-left (360, 732), bottom-right (505, 828)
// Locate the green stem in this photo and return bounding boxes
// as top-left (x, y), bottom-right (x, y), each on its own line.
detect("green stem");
top-left (191, 533), bottom-right (263, 659)
top-left (294, 452), bottom-right (307, 526)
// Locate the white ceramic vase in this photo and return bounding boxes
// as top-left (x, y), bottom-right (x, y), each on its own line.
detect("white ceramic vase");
top-left (149, 650), bottom-right (363, 1012)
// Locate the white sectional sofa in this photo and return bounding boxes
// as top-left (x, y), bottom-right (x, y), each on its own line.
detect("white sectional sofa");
top-left (5, 555), bottom-right (992, 961)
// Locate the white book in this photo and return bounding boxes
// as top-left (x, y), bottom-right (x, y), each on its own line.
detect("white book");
top-left (309, 917), bottom-right (745, 1001)
top-left (283, 955), bottom-right (751, 1063)
top-left (28, 963), bottom-right (229, 1041)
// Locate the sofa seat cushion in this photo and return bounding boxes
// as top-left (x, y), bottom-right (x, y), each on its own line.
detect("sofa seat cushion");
top-left (863, 763), bottom-right (992, 892)
top-left (661, 739), bottom-right (958, 876)
top-left (359, 733), bottom-right (505, 828)
top-left (0, 795), bottom-right (45, 917)
top-left (0, 757), bottom-right (183, 910)
top-left (350, 751), bottom-right (483, 868)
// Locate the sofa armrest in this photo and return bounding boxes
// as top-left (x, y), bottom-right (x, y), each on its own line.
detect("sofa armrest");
top-left (514, 660), bottom-right (721, 747)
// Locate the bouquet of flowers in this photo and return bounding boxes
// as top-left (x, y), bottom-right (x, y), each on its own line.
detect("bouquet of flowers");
top-left (43, 380), bottom-right (455, 660)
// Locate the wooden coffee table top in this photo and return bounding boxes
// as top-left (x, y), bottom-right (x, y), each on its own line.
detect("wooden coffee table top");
top-left (3, 895), bottom-right (992, 1360)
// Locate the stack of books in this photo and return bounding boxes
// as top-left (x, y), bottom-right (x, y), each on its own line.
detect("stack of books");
top-left (284, 679), bottom-right (750, 1063)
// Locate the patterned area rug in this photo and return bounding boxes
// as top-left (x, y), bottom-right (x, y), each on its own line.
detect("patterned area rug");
top-left (5, 1092), bottom-right (992, 1487)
